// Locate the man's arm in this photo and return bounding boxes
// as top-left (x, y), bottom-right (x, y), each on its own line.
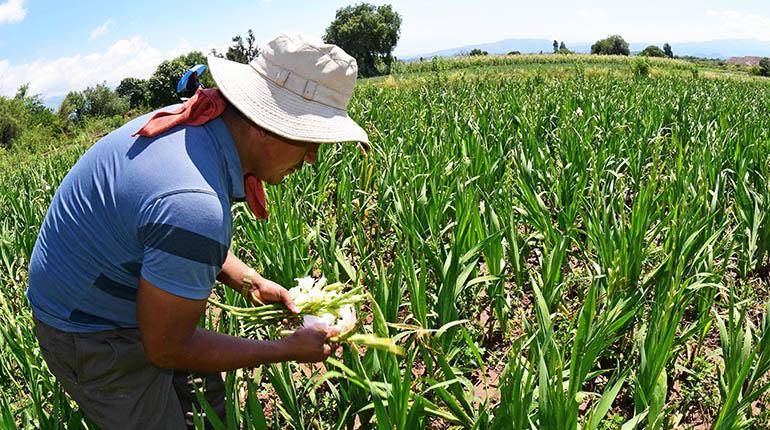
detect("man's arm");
top-left (216, 250), bottom-right (298, 311)
top-left (137, 276), bottom-right (337, 373)
top-left (216, 250), bottom-right (251, 292)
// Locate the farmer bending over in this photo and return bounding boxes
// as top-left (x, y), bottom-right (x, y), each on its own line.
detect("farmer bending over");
top-left (26, 33), bottom-right (368, 429)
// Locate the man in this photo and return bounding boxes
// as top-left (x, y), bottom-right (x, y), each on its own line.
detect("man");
top-left (26, 33), bottom-right (369, 429)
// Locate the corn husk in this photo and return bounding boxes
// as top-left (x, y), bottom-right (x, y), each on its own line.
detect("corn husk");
top-left (210, 276), bottom-right (403, 356)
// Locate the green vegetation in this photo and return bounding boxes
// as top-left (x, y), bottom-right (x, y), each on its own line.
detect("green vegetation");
top-left (210, 29), bottom-right (261, 64)
top-left (632, 57), bottom-right (652, 78)
top-left (639, 45), bottom-right (666, 57)
top-left (0, 85), bottom-right (60, 151)
top-left (663, 43), bottom-right (674, 58)
top-left (554, 40), bottom-right (573, 55)
top-left (323, 2), bottom-right (402, 77)
top-left (393, 52), bottom-right (758, 81)
top-left (393, 53), bottom-right (697, 76)
top-left (754, 57), bottom-right (770, 77)
top-left (4, 51), bottom-right (770, 429)
top-left (592, 35), bottom-right (631, 56)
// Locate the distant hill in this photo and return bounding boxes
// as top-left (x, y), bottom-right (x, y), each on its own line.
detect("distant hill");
top-left (405, 38), bottom-right (770, 61)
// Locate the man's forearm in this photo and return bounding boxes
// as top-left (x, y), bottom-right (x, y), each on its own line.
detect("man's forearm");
top-left (152, 327), bottom-right (292, 373)
top-left (217, 250), bottom-right (253, 293)
top-left (137, 276), bottom-right (331, 371)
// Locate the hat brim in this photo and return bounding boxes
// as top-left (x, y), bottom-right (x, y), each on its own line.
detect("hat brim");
top-left (207, 55), bottom-right (369, 146)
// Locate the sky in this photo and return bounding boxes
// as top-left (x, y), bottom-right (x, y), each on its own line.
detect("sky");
top-left (1, 0), bottom-right (770, 104)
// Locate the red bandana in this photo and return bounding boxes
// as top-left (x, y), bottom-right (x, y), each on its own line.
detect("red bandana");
top-left (132, 88), bottom-right (268, 219)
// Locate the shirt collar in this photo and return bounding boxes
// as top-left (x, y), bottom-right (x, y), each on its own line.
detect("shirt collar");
top-left (204, 117), bottom-right (245, 201)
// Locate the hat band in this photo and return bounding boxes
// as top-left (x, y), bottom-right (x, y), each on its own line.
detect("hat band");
top-left (250, 57), bottom-right (350, 110)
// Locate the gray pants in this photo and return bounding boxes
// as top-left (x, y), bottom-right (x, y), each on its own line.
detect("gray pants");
top-left (34, 319), bottom-right (227, 429)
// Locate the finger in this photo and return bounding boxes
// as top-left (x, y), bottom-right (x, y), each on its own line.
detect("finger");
top-left (325, 327), bottom-right (340, 341)
top-left (283, 291), bottom-right (300, 314)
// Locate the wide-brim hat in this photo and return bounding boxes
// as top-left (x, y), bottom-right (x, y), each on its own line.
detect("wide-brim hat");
top-left (207, 32), bottom-right (369, 146)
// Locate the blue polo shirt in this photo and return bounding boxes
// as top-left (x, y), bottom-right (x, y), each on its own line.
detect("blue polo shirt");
top-left (27, 109), bottom-right (245, 332)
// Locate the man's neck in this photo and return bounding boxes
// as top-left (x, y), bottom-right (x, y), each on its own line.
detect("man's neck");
top-left (221, 106), bottom-right (254, 176)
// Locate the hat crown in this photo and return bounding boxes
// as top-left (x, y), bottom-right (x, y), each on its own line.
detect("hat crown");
top-left (251, 32), bottom-right (358, 108)
top-left (206, 32), bottom-right (369, 144)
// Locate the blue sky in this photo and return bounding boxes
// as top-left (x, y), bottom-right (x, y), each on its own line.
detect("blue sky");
top-left (1, 0), bottom-right (770, 102)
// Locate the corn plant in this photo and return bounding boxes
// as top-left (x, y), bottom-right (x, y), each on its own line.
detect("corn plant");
top-left (713, 290), bottom-right (770, 429)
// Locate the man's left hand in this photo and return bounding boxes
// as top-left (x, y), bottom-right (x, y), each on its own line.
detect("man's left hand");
top-left (244, 275), bottom-right (300, 314)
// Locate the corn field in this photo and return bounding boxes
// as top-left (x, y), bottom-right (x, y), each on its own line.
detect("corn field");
top-left (391, 53), bottom-right (699, 76)
top-left (3, 64), bottom-right (770, 429)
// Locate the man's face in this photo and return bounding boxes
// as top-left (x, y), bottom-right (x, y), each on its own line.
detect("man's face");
top-left (256, 130), bottom-right (320, 185)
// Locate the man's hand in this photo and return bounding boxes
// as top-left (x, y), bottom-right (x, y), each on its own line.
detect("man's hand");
top-left (244, 274), bottom-right (299, 314)
top-left (284, 326), bottom-right (340, 363)
top-left (218, 252), bottom-right (299, 314)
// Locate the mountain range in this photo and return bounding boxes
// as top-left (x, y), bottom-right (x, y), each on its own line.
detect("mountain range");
top-left (405, 38), bottom-right (770, 60)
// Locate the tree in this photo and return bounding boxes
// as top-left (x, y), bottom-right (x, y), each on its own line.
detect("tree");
top-left (58, 91), bottom-right (86, 126)
top-left (469, 48), bottom-right (488, 56)
top-left (591, 35), bottom-right (630, 56)
top-left (557, 42), bottom-right (573, 55)
top-left (116, 77), bottom-right (149, 109)
top-left (212, 29), bottom-right (260, 64)
top-left (553, 40), bottom-right (559, 53)
top-left (759, 57), bottom-right (770, 77)
top-left (663, 43), bottom-right (673, 58)
top-left (0, 97), bottom-right (24, 149)
top-left (57, 83), bottom-right (129, 124)
top-left (639, 45), bottom-right (666, 58)
top-left (145, 51), bottom-right (210, 108)
top-left (324, 3), bottom-right (402, 77)
top-left (14, 83), bottom-right (56, 127)
top-left (147, 59), bottom-right (188, 108)
top-left (81, 82), bottom-right (129, 118)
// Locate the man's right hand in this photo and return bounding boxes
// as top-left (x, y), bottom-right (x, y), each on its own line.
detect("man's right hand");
top-left (284, 326), bottom-right (340, 363)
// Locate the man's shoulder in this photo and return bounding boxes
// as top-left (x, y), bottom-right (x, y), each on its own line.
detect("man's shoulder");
top-left (87, 110), bottom-right (231, 216)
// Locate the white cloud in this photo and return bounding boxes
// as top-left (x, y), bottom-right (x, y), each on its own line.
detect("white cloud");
top-left (708, 10), bottom-right (770, 40)
top-left (0, 36), bottom-right (195, 101)
top-left (660, 9), bottom-right (770, 42)
top-left (0, 0), bottom-right (26, 24)
top-left (89, 19), bottom-right (115, 40)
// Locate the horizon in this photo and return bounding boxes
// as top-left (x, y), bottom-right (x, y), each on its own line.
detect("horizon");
top-left (2, 0), bottom-right (770, 104)
top-left (410, 36), bottom-right (770, 57)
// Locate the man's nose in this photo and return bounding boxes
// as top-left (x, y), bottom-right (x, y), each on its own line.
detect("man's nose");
top-left (303, 150), bottom-right (317, 165)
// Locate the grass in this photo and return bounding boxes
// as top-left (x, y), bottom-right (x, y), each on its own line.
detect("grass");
top-left (3, 60), bottom-right (770, 428)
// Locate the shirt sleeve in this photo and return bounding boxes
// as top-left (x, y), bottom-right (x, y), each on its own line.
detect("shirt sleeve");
top-left (137, 190), bottom-right (229, 300)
